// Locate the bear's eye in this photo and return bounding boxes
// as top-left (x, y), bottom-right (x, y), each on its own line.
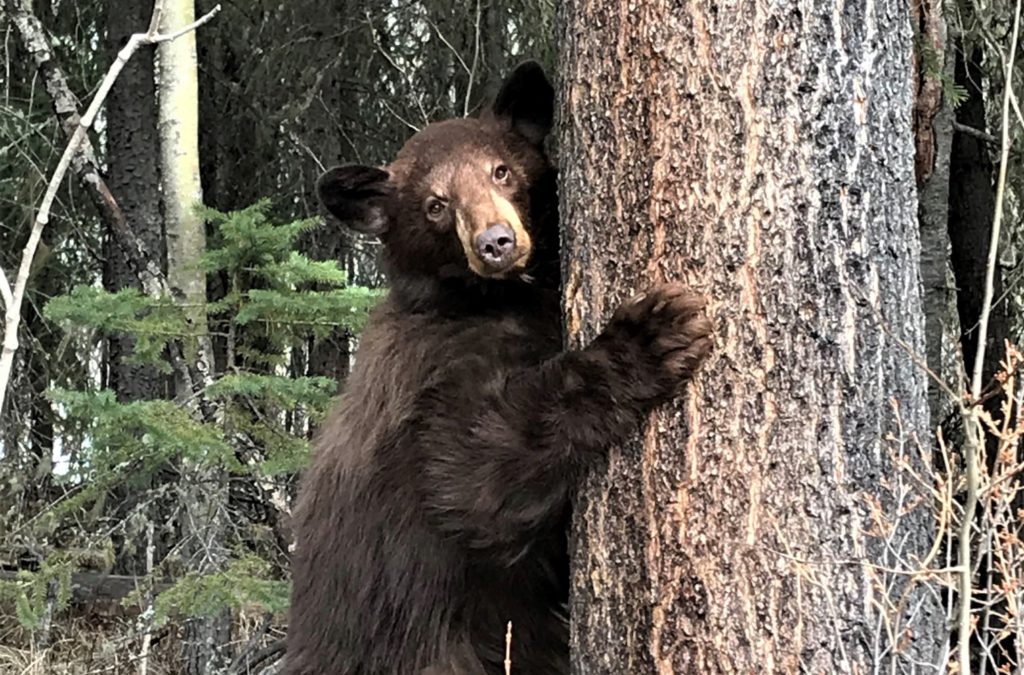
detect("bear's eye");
top-left (492, 165), bottom-right (510, 183)
top-left (425, 198), bottom-right (446, 219)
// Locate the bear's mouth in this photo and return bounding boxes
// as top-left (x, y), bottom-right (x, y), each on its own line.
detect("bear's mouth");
top-left (468, 247), bottom-right (531, 278)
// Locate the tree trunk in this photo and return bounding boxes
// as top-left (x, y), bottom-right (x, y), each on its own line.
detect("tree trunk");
top-left (104, 0), bottom-right (176, 582)
top-left (559, 1), bottom-right (946, 672)
top-left (158, 0), bottom-right (207, 331)
top-left (157, 1), bottom-right (229, 671)
top-left (104, 0), bottom-right (166, 404)
top-left (912, 0), bottom-right (959, 425)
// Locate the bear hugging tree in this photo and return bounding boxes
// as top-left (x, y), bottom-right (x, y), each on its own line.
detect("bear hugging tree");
top-left (285, 62), bottom-right (713, 675)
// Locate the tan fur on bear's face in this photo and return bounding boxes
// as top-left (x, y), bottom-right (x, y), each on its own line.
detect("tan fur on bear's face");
top-left (419, 150), bottom-right (532, 278)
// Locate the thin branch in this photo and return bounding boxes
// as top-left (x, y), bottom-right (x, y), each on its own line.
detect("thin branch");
top-left (363, 9), bottom-right (430, 126)
top-left (0, 0), bottom-right (222, 420)
top-left (428, 18), bottom-right (472, 80)
top-left (381, 99), bottom-right (421, 133)
top-left (139, 522), bottom-right (155, 675)
top-left (150, 6), bottom-right (220, 43)
top-left (464, 0), bottom-right (482, 117)
top-left (1008, 81), bottom-right (1024, 133)
top-left (958, 1), bottom-right (1021, 671)
top-left (146, 0), bottom-right (165, 35)
top-left (952, 121), bottom-right (998, 145)
top-left (504, 622), bottom-right (513, 675)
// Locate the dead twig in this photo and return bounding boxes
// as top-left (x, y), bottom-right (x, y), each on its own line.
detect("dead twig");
top-left (957, 1), bottom-right (1021, 670)
top-left (504, 621), bottom-right (512, 675)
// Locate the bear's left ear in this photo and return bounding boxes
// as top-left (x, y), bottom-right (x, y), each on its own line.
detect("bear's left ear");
top-left (317, 165), bottom-right (393, 236)
top-left (490, 61), bottom-right (554, 145)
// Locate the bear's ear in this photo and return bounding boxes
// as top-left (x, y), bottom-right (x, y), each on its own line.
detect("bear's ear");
top-left (317, 165), bottom-right (393, 235)
top-left (490, 61), bottom-right (554, 145)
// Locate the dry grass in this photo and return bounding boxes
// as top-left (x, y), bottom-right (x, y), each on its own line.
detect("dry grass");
top-left (0, 604), bottom-right (284, 674)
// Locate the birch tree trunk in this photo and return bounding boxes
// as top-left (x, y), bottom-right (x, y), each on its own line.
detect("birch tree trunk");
top-left (559, 1), bottom-right (947, 672)
top-left (159, 0), bottom-right (206, 332)
top-left (157, 1), bottom-right (229, 671)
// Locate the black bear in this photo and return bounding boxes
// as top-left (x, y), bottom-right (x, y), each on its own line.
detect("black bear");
top-left (286, 62), bottom-right (712, 674)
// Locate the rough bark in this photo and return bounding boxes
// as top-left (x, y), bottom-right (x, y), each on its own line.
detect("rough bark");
top-left (912, 1), bottom-right (959, 424)
top-left (559, 1), bottom-right (945, 672)
top-left (103, 0), bottom-right (175, 580)
top-left (104, 0), bottom-right (167, 404)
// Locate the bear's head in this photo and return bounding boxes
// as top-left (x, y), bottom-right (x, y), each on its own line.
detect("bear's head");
top-left (317, 62), bottom-right (557, 291)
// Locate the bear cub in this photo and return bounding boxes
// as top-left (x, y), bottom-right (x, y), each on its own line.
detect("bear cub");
top-left (286, 62), bottom-right (713, 674)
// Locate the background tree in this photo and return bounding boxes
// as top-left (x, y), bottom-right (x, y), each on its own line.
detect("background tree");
top-left (559, 0), bottom-right (947, 671)
top-left (155, 0), bottom-right (232, 670)
top-left (105, 0), bottom-right (165, 404)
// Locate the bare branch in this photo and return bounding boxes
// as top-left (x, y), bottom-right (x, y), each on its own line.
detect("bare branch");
top-left (423, 14), bottom-right (482, 117)
top-left (958, 1), bottom-right (1021, 671)
top-left (381, 99), bottom-right (421, 133)
top-left (952, 121), bottom-right (998, 145)
top-left (139, 522), bottom-right (156, 675)
top-left (150, 5), bottom-right (220, 43)
top-left (464, 0), bottom-right (482, 117)
top-left (364, 9), bottom-right (430, 126)
top-left (428, 19), bottom-right (472, 80)
top-left (504, 622), bottom-right (513, 675)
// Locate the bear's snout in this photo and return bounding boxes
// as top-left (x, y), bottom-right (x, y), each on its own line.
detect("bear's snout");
top-left (474, 223), bottom-right (517, 269)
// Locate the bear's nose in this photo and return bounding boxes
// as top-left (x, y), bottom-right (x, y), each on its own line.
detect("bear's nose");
top-left (474, 223), bottom-right (517, 267)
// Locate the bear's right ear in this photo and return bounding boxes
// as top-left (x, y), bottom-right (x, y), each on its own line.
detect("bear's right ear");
top-left (491, 61), bottom-right (555, 145)
top-left (317, 165), bottom-right (393, 235)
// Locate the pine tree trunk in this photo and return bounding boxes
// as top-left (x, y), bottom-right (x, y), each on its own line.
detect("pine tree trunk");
top-left (104, 0), bottom-right (176, 582)
top-left (105, 0), bottom-right (166, 402)
top-left (559, 1), bottom-right (946, 672)
top-left (912, 1), bottom-right (959, 425)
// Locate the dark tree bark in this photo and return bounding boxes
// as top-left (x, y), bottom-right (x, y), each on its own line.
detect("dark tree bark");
top-left (104, 0), bottom-right (167, 403)
top-left (559, 1), bottom-right (946, 672)
top-left (912, 0), bottom-right (958, 424)
top-left (102, 0), bottom-right (175, 584)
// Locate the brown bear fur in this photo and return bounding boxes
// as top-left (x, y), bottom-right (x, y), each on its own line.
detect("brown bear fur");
top-left (285, 62), bottom-right (712, 674)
